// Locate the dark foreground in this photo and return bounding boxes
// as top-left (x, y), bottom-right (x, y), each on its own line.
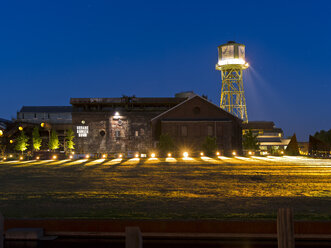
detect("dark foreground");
top-left (3, 219), bottom-right (331, 248)
top-left (0, 156), bottom-right (331, 219)
top-left (4, 237), bottom-right (331, 248)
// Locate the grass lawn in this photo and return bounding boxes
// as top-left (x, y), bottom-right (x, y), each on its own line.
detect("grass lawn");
top-left (0, 156), bottom-right (331, 220)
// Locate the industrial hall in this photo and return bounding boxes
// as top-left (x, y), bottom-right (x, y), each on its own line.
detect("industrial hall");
top-left (9, 92), bottom-right (243, 156)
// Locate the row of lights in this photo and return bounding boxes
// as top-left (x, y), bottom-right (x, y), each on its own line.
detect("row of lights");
top-left (2, 151), bottom-right (230, 161)
top-left (5, 150), bottom-right (277, 161)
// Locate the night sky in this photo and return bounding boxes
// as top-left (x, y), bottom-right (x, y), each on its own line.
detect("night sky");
top-left (1, 1), bottom-right (330, 141)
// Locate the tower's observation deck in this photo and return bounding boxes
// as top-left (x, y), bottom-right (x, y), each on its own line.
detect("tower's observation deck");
top-left (216, 41), bottom-right (249, 122)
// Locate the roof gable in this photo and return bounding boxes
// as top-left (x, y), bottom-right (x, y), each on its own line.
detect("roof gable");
top-left (151, 95), bottom-right (242, 123)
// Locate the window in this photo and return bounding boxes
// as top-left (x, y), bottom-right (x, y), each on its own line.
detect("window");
top-left (115, 130), bottom-right (121, 138)
top-left (207, 125), bottom-right (213, 136)
top-left (100, 130), bottom-right (106, 137)
top-left (193, 106), bottom-right (201, 114)
top-left (181, 126), bottom-right (187, 136)
top-left (260, 146), bottom-right (267, 150)
top-left (135, 130), bottom-right (139, 137)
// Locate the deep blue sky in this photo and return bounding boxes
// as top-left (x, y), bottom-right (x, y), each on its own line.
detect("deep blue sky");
top-left (1, 0), bottom-right (330, 141)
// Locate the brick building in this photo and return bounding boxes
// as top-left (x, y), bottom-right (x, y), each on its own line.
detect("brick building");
top-left (71, 94), bottom-right (243, 156)
top-left (70, 96), bottom-right (186, 154)
top-left (152, 95), bottom-right (243, 156)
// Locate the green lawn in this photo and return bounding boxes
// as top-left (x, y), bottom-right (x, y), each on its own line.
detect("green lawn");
top-left (0, 156), bottom-right (331, 220)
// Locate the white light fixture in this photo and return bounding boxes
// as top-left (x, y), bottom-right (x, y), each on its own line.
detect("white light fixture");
top-left (114, 112), bottom-right (120, 119)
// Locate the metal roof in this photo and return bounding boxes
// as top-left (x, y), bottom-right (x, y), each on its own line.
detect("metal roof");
top-left (19, 106), bottom-right (73, 113)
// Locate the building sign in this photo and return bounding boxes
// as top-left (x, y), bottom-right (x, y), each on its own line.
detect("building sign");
top-left (77, 126), bottom-right (89, 137)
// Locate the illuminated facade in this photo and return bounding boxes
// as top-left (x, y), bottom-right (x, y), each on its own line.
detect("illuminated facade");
top-left (243, 121), bottom-right (290, 155)
top-left (70, 96), bottom-right (186, 154)
top-left (71, 94), bottom-right (243, 155)
top-left (216, 41), bottom-right (249, 122)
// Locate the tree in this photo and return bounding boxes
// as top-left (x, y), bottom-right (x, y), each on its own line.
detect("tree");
top-left (157, 133), bottom-right (175, 156)
top-left (48, 129), bottom-right (59, 151)
top-left (66, 128), bottom-right (75, 152)
top-left (32, 126), bottom-right (42, 151)
top-left (15, 131), bottom-right (29, 154)
top-left (202, 136), bottom-right (217, 156)
top-left (242, 130), bottom-right (259, 151)
top-left (314, 129), bottom-right (331, 146)
top-left (0, 138), bottom-right (6, 157)
top-left (285, 133), bottom-right (300, 156)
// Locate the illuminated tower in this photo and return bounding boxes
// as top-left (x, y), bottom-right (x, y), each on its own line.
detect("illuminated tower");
top-left (216, 41), bottom-right (249, 122)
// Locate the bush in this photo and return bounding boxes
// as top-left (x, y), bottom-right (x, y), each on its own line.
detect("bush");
top-left (202, 136), bottom-right (217, 156)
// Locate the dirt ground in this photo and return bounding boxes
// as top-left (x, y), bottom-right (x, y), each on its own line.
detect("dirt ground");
top-left (0, 156), bottom-right (330, 220)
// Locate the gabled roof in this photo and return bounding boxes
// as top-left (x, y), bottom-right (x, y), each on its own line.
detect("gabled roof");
top-left (19, 106), bottom-right (73, 113)
top-left (151, 94), bottom-right (242, 122)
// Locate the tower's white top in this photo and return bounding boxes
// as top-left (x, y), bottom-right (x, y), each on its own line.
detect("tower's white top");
top-left (217, 41), bottom-right (248, 67)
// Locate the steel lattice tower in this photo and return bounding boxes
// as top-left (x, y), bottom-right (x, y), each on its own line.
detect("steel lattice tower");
top-left (216, 41), bottom-right (249, 122)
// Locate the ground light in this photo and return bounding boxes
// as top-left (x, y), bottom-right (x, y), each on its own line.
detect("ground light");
top-left (69, 155), bottom-right (73, 159)
top-left (167, 153), bottom-right (172, 157)
top-left (3, 157), bottom-right (6, 160)
top-left (200, 152), bottom-right (204, 156)
top-left (0, 130), bottom-right (3, 136)
top-left (40, 122), bottom-right (45, 128)
top-left (248, 151), bottom-right (252, 155)
top-left (119, 154), bottom-right (123, 158)
top-left (135, 153), bottom-right (139, 158)
top-left (232, 151), bottom-right (236, 156)
top-left (183, 152), bottom-right (189, 158)
top-left (36, 156), bottom-right (40, 160)
top-left (216, 152), bottom-right (220, 156)
top-left (102, 154), bottom-right (107, 158)
top-left (9, 154), bottom-right (13, 158)
top-left (52, 155), bottom-right (57, 160)
top-left (19, 156), bottom-right (23, 160)
top-left (151, 153), bottom-right (156, 158)
top-left (85, 154), bottom-right (90, 159)
top-left (18, 126), bottom-right (23, 131)
top-left (9, 140), bottom-right (13, 144)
